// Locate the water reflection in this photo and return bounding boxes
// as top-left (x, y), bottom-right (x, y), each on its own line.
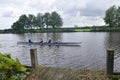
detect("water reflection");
top-left (46, 33), bottom-right (62, 42)
top-left (16, 33), bottom-right (63, 42)
top-left (106, 32), bottom-right (120, 72)
top-left (105, 32), bottom-right (120, 49)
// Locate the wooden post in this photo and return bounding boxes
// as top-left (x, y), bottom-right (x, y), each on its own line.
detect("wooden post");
top-left (30, 48), bottom-right (38, 68)
top-left (107, 49), bottom-right (114, 75)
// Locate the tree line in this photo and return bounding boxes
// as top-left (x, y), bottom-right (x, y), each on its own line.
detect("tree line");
top-left (104, 5), bottom-right (120, 27)
top-left (11, 11), bottom-right (63, 32)
top-left (10, 5), bottom-right (120, 33)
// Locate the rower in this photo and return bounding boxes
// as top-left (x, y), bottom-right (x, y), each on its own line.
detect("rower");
top-left (28, 39), bottom-right (32, 43)
top-left (40, 38), bottom-right (43, 43)
top-left (48, 38), bottom-right (52, 43)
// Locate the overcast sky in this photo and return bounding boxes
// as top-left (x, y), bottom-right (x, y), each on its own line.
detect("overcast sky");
top-left (0, 0), bottom-right (120, 29)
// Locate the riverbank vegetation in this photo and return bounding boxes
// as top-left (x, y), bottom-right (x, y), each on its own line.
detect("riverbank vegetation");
top-left (1, 26), bottom-right (120, 33)
top-left (0, 53), bottom-right (28, 80)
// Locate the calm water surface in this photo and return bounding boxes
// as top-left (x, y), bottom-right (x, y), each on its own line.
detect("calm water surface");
top-left (0, 32), bottom-right (120, 71)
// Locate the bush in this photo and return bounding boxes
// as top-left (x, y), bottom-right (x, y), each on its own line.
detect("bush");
top-left (0, 53), bottom-right (28, 80)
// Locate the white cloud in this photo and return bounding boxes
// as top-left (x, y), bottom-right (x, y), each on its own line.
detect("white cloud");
top-left (0, 0), bottom-right (120, 29)
top-left (0, 17), bottom-right (17, 29)
top-left (63, 14), bottom-right (105, 27)
top-left (2, 11), bottom-right (13, 17)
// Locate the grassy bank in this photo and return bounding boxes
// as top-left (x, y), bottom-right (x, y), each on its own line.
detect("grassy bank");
top-left (26, 66), bottom-right (109, 80)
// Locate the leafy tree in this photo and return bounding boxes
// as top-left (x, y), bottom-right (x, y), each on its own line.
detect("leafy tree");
top-left (50, 11), bottom-right (63, 28)
top-left (0, 53), bottom-right (27, 80)
top-left (43, 12), bottom-right (51, 28)
top-left (104, 5), bottom-right (117, 27)
top-left (28, 14), bottom-right (36, 29)
top-left (113, 6), bottom-right (119, 27)
top-left (12, 14), bottom-right (29, 33)
top-left (36, 13), bottom-right (44, 29)
top-left (117, 7), bottom-right (120, 27)
top-left (18, 14), bottom-right (29, 29)
top-left (12, 21), bottom-right (24, 33)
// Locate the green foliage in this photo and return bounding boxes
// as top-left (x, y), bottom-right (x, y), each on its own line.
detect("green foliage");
top-left (117, 7), bottom-right (120, 27)
top-left (0, 53), bottom-right (27, 80)
top-left (28, 14), bottom-right (36, 29)
top-left (109, 75), bottom-right (120, 80)
top-left (12, 14), bottom-right (29, 33)
top-left (36, 13), bottom-right (44, 29)
top-left (104, 5), bottom-right (120, 27)
top-left (43, 12), bottom-right (51, 28)
top-left (50, 11), bottom-right (63, 28)
top-left (11, 11), bottom-right (63, 33)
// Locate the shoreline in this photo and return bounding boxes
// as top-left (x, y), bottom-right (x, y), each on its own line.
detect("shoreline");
top-left (26, 66), bottom-right (109, 80)
top-left (1, 26), bottom-right (120, 34)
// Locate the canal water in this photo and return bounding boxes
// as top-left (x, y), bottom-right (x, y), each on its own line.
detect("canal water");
top-left (0, 32), bottom-right (120, 71)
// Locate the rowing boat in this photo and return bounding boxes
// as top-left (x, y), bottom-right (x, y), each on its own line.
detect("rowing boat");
top-left (17, 41), bottom-right (81, 46)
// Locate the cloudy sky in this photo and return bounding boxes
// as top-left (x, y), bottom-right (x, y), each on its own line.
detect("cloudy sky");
top-left (0, 0), bottom-right (119, 29)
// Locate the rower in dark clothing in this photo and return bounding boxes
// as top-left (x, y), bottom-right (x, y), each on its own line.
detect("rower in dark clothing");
top-left (48, 38), bottom-right (52, 43)
top-left (40, 38), bottom-right (43, 43)
top-left (28, 39), bottom-right (32, 43)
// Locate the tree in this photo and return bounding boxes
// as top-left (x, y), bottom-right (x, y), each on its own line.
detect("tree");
top-left (36, 13), bottom-right (44, 29)
top-left (12, 21), bottom-right (24, 33)
top-left (28, 14), bottom-right (36, 29)
top-left (43, 12), bottom-right (51, 28)
top-left (117, 7), bottom-right (120, 27)
top-left (18, 14), bottom-right (29, 29)
top-left (12, 14), bottom-right (29, 33)
top-left (50, 11), bottom-right (63, 28)
top-left (104, 5), bottom-right (117, 27)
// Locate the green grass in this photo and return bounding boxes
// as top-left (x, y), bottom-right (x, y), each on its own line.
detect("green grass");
top-left (74, 29), bottom-right (91, 32)
top-left (109, 75), bottom-right (120, 80)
